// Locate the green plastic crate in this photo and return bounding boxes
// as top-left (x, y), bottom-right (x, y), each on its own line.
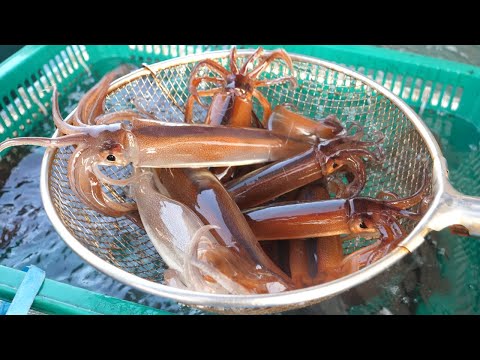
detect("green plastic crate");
top-left (2, 45), bottom-right (479, 146)
top-left (0, 265), bottom-right (171, 315)
top-left (1, 45), bottom-right (479, 315)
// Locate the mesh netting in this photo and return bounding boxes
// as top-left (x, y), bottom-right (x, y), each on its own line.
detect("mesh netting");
top-left (48, 53), bottom-right (432, 283)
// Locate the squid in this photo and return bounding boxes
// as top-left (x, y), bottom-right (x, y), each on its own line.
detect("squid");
top-left (128, 168), bottom-right (290, 294)
top-left (225, 124), bottom-right (384, 209)
top-left (213, 104), bottom-right (346, 184)
top-left (183, 48), bottom-right (304, 182)
top-left (0, 87), bottom-right (310, 218)
top-left (243, 173), bottom-right (431, 276)
top-left (153, 167), bottom-right (294, 292)
top-left (185, 47), bottom-right (297, 127)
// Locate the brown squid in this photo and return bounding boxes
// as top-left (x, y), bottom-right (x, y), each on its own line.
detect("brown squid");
top-left (185, 47), bottom-right (297, 127)
top-left (226, 124), bottom-right (384, 210)
top-left (154, 167), bottom-right (294, 293)
top-left (244, 174), bottom-right (431, 276)
top-left (0, 88), bottom-right (309, 219)
top-left (212, 104), bottom-right (346, 183)
top-left (129, 168), bottom-right (290, 294)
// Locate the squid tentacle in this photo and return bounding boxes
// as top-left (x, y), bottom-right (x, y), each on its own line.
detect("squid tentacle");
top-left (239, 47), bottom-right (264, 75)
top-left (0, 133), bottom-right (86, 154)
top-left (229, 46), bottom-right (239, 74)
top-left (328, 155), bottom-right (367, 198)
top-left (52, 85), bottom-right (124, 135)
top-left (248, 49), bottom-right (295, 81)
top-left (188, 77), bottom-right (225, 109)
top-left (190, 59), bottom-right (230, 80)
top-left (92, 164), bottom-right (142, 187)
top-left (385, 170), bottom-right (430, 210)
top-left (95, 110), bottom-right (143, 125)
top-left (253, 76), bottom-right (298, 89)
top-left (185, 225), bottom-right (252, 294)
top-left (52, 86), bottom-right (85, 135)
top-left (74, 65), bottom-right (133, 126)
top-left (376, 191), bottom-right (400, 200)
top-left (68, 145), bottom-right (137, 218)
top-left (327, 147), bottom-right (384, 164)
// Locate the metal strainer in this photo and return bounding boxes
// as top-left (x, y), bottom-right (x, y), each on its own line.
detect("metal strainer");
top-left (39, 49), bottom-right (480, 314)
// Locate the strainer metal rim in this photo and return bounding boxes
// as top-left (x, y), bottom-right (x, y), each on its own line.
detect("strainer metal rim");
top-left (40, 49), bottom-right (446, 309)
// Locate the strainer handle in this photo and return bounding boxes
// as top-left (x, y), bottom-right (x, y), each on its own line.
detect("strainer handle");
top-left (430, 184), bottom-right (480, 237)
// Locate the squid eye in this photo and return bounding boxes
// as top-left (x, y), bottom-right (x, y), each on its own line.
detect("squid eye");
top-left (332, 162), bottom-right (338, 169)
top-left (106, 154), bottom-right (116, 162)
top-left (359, 220), bottom-right (368, 229)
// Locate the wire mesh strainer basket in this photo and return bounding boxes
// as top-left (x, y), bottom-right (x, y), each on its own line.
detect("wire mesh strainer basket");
top-left (39, 49), bottom-right (480, 314)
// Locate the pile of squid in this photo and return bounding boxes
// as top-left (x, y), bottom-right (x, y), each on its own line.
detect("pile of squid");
top-left (0, 48), bottom-right (431, 294)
